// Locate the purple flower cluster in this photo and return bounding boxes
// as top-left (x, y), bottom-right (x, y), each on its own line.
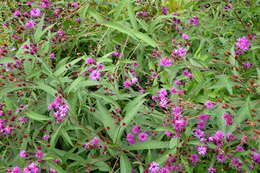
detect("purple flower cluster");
top-left (126, 126), bottom-right (149, 144)
top-left (48, 96), bottom-right (69, 122)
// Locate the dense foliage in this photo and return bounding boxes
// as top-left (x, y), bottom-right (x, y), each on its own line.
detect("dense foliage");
top-left (0, 0), bottom-right (259, 172)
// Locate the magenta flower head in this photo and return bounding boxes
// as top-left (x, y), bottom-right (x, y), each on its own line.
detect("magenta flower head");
top-left (131, 77), bottom-right (138, 84)
top-left (149, 162), bottom-right (160, 173)
top-left (208, 168), bottom-right (216, 173)
top-left (91, 137), bottom-right (100, 145)
top-left (160, 57), bottom-right (172, 67)
top-left (252, 152), bottom-right (260, 164)
top-left (181, 33), bottom-right (189, 40)
top-left (35, 150), bottom-right (44, 158)
top-left (30, 8), bottom-right (41, 17)
top-left (197, 145), bottom-right (207, 156)
top-left (190, 154), bottom-right (200, 164)
top-left (204, 100), bottom-right (215, 109)
top-left (123, 80), bottom-right (132, 88)
top-left (49, 53), bottom-right (56, 59)
top-left (217, 153), bottom-right (226, 162)
top-left (159, 98), bottom-right (168, 108)
top-left (188, 16), bottom-right (199, 26)
top-left (226, 132), bottom-right (235, 141)
top-left (89, 70), bottom-right (100, 80)
top-left (25, 20), bottom-right (36, 28)
top-left (235, 36), bottom-right (251, 51)
top-left (242, 62), bottom-right (253, 68)
top-left (43, 134), bottom-right (50, 141)
top-left (197, 114), bottom-right (210, 121)
top-left (12, 166), bottom-right (21, 173)
top-left (131, 126), bottom-right (141, 134)
top-left (161, 7), bottom-right (169, 15)
top-left (126, 133), bottom-right (135, 144)
top-left (85, 57), bottom-right (95, 65)
top-left (174, 48), bottom-right (187, 57)
top-left (19, 150), bottom-right (27, 158)
top-left (174, 80), bottom-right (182, 85)
top-left (223, 112), bottom-right (233, 126)
top-left (193, 129), bottom-right (205, 138)
top-left (49, 168), bottom-right (57, 173)
top-left (231, 157), bottom-right (242, 167)
top-left (214, 130), bottom-right (225, 140)
top-left (157, 88), bottom-right (167, 99)
top-left (13, 10), bottom-right (21, 17)
top-left (138, 132), bottom-right (148, 142)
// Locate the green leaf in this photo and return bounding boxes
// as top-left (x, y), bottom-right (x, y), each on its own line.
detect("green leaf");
top-left (125, 140), bottom-right (170, 150)
top-left (101, 22), bottom-right (157, 47)
top-left (120, 154), bottom-right (132, 173)
top-left (94, 101), bottom-right (117, 141)
top-left (0, 57), bottom-right (15, 64)
top-left (116, 94), bottom-right (147, 142)
top-left (25, 111), bottom-right (51, 121)
top-left (47, 161), bottom-right (66, 173)
top-left (127, 0), bottom-right (138, 30)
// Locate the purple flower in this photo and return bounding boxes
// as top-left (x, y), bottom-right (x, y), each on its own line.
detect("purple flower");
top-left (252, 152), bottom-right (260, 164)
top-left (236, 145), bottom-right (244, 152)
top-left (126, 133), bottom-right (135, 144)
top-left (159, 98), bottom-right (168, 108)
top-left (43, 135), bottom-right (50, 141)
top-left (49, 53), bottom-right (56, 59)
top-left (35, 150), bottom-right (44, 158)
top-left (138, 132), bottom-right (148, 142)
top-left (160, 58), bottom-right (172, 67)
top-left (197, 114), bottom-right (210, 121)
top-left (224, 3), bottom-right (232, 9)
top-left (235, 36), bottom-right (251, 51)
top-left (112, 51), bottom-right (122, 57)
top-left (12, 166), bottom-right (21, 173)
top-left (131, 77), bottom-right (138, 84)
top-left (96, 64), bottom-right (104, 70)
top-left (25, 20), bottom-right (36, 28)
top-left (165, 131), bottom-right (172, 137)
top-left (181, 33), bottom-right (189, 40)
top-left (89, 70), bottom-right (100, 80)
top-left (223, 112), bottom-right (233, 126)
top-left (193, 129), bottom-right (205, 138)
top-left (208, 168), bottom-right (216, 173)
top-left (197, 145), bottom-right (207, 156)
top-left (157, 89), bottom-right (167, 99)
top-left (13, 10), bottom-right (21, 17)
top-left (123, 80), bottom-right (132, 88)
top-left (231, 157), bottom-right (242, 167)
top-left (91, 137), bottom-right (100, 145)
top-left (30, 8), bottom-right (41, 17)
top-left (170, 88), bottom-right (177, 94)
top-left (190, 154), bottom-right (200, 164)
top-left (149, 162), bottom-right (160, 173)
top-left (161, 7), bottom-right (169, 15)
top-left (217, 153), bottom-right (226, 162)
top-left (19, 150), bottom-right (27, 158)
top-left (131, 126), bottom-right (141, 134)
top-left (204, 101), bottom-right (215, 109)
top-left (85, 58), bottom-right (95, 65)
top-left (174, 48), bottom-right (187, 57)
top-left (197, 121), bottom-right (205, 129)
top-left (49, 168), bottom-right (57, 173)
top-left (242, 62), bottom-right (253, 68)
top-left (226, 132), bottom-right (235, 141)
top-left (174, 80), bottom-right (182, 85)
top-left (76, 17), bottom-right (81, 23)
top-left (214, 130), bottom-right (224, 140)
top-left (188, 16), bottom-right (199, 26)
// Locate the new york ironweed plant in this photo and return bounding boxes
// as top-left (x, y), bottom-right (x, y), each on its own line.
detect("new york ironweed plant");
top-left (0, 0), bottom-right (259, 173)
